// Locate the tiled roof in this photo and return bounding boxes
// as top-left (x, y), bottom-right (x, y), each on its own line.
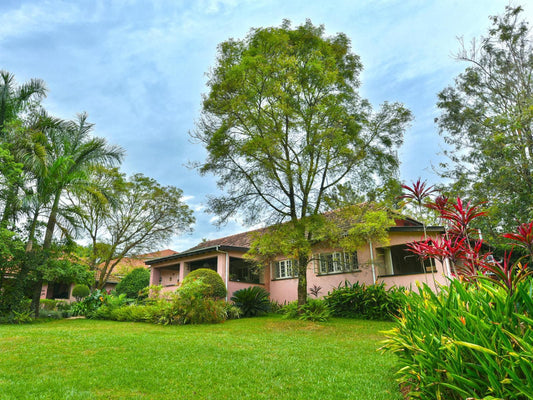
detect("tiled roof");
top-left (185, 229), bottom-right (265, 252)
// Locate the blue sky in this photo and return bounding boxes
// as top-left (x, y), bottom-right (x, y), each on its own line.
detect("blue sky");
top-left (1, 0), bottom-right (531, 251)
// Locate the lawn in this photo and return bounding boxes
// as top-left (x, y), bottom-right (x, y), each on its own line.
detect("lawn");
top-left (0, 316), bottom-right (402, 400)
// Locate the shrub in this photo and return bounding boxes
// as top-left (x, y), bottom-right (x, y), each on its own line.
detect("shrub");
top-left (71, 284), bottom-right (90, 301)
top-left (222, 303), bottom-right (242, 320)
top-left (71, 289), bottom-right (108, 317)
top-left (324, 281), bottom-right (404, 320)
top-left (88, 279), bottom-right (229, 325)
top-left (382, 278), bottom-right (533, 400)
top-left (231, 286), bottom-right (270, 317)
top-left (281, 299), bottom-right (331, 322)
top-left (165, 278), bottom-right (226, 324)
top-left (182, 268), bottom-right (227, 299)
top-left (39, 299), bottom-right (58, 310)
top-left (115, 268), bottom-right (151, 300)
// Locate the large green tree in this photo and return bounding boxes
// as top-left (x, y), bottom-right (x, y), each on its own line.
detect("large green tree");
top-left (193, 21), bottom-right (412, 304)
top-left (73, 169), bottom-right (195, 289)
top-left (437, 6), bottom-right (533, 240)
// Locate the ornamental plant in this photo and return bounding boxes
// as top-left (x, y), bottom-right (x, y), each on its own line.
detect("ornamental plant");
top-left (71, 284), bottom-right (90, 301)
top-left (182, 268), bottom-right (227, 299)
top-left (115, 268), bottom-right (150, 300)
top-left (230, 286), bottom-right (270, 317)
top-left (402, 180), bottom-right (533, 292)
top-left (382, 279), bottom-right (533, 400)
top-left (324, 281), bottom-right (405, 320)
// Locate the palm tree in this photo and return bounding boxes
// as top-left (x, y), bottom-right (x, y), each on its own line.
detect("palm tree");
top-left (41, 112), bottom-right (124, 249)
top-left (0, 70), bottom-right (46, 135)
top-left (0, 71), bottom-right (47, 227)
top-left (29, 113), bottom-right (124, 315)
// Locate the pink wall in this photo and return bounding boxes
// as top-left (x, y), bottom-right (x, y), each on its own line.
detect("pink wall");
top-left (148, 230), bottom-right (449, 304)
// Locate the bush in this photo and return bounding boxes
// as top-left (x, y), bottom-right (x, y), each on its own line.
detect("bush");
top-left (71, 284), bottom-right (90, 301)
top-left (231, 286), bottom-right (270, 317)
top-left (324, 281), bottom-right (404, 320)
top-left (157, 278), bottom-right (226, 324)
top-left (115, 268), bottom-right (151, 299)
top-left (92, 279), bottom-right (229, 325)
top-left (281, 299), bottom-right (331, 322)
top-left (182, 268), bottom-right (227, 299)
top-left (382, 278), bottom-right (533, 400)
top-left (71, 289), bottom-right (108, 317)
top-left (39, 299), bottom-right (58, 310)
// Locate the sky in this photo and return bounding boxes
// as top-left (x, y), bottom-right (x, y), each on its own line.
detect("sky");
top-left (1, 0), bottom-right (531, 252)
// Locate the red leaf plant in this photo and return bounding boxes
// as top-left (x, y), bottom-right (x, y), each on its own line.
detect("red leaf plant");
top-left (478, 251), bottom-right (531, 295)
top-left (502, 222), bottom-right (533, 256)
top-left (439, 197), bottom-right (487, 238)
top-left (400, 179), bottom-right (436, 205)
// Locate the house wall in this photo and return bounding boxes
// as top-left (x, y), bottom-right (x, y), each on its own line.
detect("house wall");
top-left (149, 230), bottom-right (448, 304)
top-left (268, 230), bottom-right (448, 304)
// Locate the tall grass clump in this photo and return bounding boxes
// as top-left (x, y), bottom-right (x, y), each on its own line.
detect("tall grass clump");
top-left (382, 278), bottom-right (533, 399)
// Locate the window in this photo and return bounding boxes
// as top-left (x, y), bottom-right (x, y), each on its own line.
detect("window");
top-left (379, 244), bottom-right (435, 276)
top-left (274, 259), bottom-right (298, 279)
top-left (318, 252), bottom-right (358, 275)
top-left (229, 257), bottom-right (262, 284)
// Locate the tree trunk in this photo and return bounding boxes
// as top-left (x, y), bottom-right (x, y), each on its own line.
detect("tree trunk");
top-left (43, 192), bottom-right (61, 250)
top-left (25, 206), bottom-right (40, 252)
top-left (297, 255), bottom-right (309, 306)
top-left (30, 280), bottom-right (42, 318)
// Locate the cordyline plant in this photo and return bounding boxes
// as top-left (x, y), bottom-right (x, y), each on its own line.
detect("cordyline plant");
top-left (402, 179), bottom-right (533, 293)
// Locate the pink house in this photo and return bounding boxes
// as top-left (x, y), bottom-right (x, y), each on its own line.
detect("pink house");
top-left (147, 217), bottom-right (449, 303)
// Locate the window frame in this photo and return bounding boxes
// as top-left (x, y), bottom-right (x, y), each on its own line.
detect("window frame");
top-left (317, 251), bottom-right (359, 275)
top-left (273, 259), bottom-right (298, 280)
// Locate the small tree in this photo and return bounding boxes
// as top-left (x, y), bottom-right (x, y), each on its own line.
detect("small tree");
top-left (115, 268), bottom-right (150, 299)
top-left (71, 284), bottom-right (90, 301)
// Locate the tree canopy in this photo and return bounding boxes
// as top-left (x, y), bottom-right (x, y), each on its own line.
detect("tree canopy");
top-left (437, 6), bottom-right (533, 240)
top-left (194, 20), bottom-right (412, 304)
top-left (0, 71), bottom-right (195, 319)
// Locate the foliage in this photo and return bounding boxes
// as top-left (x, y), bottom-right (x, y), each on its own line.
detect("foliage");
top-left (281, 298), bottom-right (331, 322)
top-left (436, 6), bottom-right (533, 239)
top-left (194, 20), bottom-right (412, 304)
top-left (71, 289), bottom-right (108, 318)
top-left (308, 284), bottom-right (322, 298)
top-left (401, 181), bottom-right (533, 288)
top-left (0, 228), bottom-right (27, 318)
top-left (182, 268), bottom-right (227, 299)
top-left (324, 281), bottom-right (405, 320)
top-left (75, 168), bottom-right (195, 289)
top-left (39, 299), bottom-right (59, 310)
top-left (230, 286), bottom-right (270, 317)
top-left (91, 279), bottom-right (228, 325)
top-left (71, 284), bottom-right (90, 301)
top-left (115, 267), bottom-right (150, 300)
top-left (382, 279), bottom-right (533, 400)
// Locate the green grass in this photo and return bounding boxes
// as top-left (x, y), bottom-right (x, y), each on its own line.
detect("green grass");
top-left (0, 316), bottom-right (401, 400)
